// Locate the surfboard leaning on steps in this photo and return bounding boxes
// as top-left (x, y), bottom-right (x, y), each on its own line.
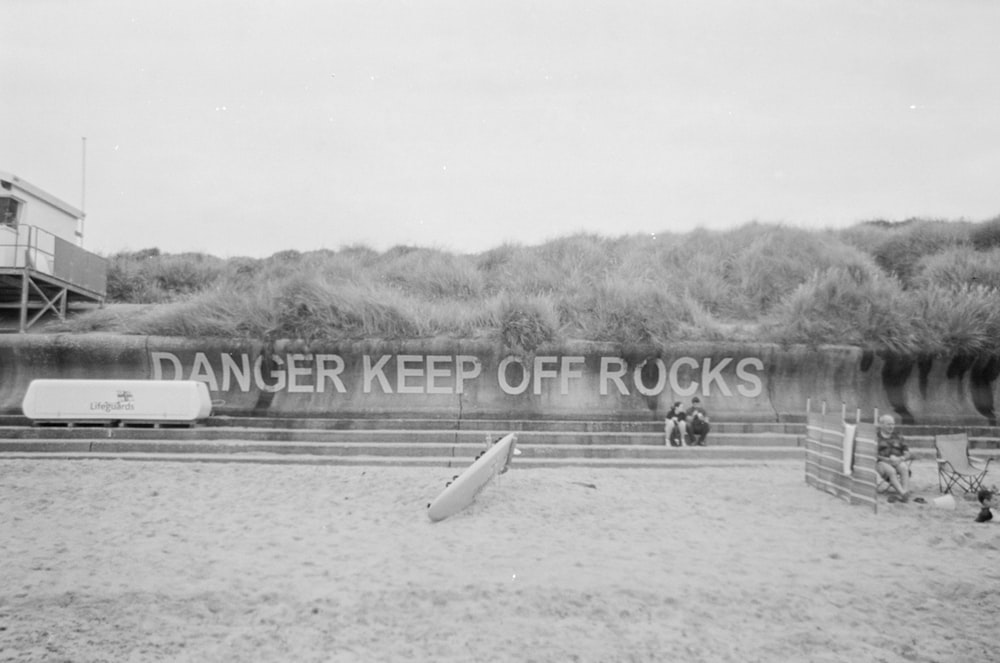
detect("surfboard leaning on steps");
top-left (427, 433), bottom-right (518, 522)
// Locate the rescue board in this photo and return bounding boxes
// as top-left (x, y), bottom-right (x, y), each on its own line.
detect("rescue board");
top-left (427, 433), bottom-right (518, 522)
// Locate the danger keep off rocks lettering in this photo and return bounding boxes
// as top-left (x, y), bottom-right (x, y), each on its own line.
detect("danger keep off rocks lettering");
top-left (150, 351), bottom-right (764, 399)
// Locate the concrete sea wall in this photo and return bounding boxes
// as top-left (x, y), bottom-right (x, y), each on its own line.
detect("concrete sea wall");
top-left (1, 334), bottom-right (998, 425)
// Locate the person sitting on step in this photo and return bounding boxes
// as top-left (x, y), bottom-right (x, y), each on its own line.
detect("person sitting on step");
top-left (686, 397), bottom-right (710, 446)
top-left (664, 401), bottom-right (688, 447)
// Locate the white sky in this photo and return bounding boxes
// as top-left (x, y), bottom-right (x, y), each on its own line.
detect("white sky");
top-left (3, 0), bottom-right (999, 258)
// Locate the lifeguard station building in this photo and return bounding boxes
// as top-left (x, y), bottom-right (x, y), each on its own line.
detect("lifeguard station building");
top-left (0, 171), bottom-right (107, 332)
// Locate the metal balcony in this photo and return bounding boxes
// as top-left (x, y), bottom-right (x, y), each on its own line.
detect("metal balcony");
top-left (0, 224), bottom-right (107, 332)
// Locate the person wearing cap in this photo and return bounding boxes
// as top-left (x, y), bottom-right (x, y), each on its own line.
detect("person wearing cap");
top-left (664, 401), bottom-right (688, 446)
top-left (686, 397), bottom-right (710, 446)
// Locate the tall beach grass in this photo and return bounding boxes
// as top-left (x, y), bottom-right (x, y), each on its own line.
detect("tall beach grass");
top-left (61, 217), bottom-right (1000, 356)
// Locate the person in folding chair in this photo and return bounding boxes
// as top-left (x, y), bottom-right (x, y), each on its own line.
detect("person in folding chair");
top-left (876, 414), bottom-right (913, 502)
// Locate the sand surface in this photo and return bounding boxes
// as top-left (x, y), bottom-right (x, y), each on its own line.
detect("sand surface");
top-left (1, 458), bottom-right (998, 662)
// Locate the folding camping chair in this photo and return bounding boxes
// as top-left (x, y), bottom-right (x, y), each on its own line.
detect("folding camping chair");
top-left (935, 433), bottom-right (993, 495)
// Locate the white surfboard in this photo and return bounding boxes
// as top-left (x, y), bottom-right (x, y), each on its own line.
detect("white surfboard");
top-left (427, 433), bottom-right (518, 522)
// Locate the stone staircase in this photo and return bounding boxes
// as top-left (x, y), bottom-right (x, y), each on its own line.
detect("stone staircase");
top-left (1, 415), bottom-right (997, 468)
top-left (0, 415), bottom-right (804, 468)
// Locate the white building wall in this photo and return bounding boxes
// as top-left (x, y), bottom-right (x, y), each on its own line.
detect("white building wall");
top-left (0, 225), bottom-right (18, 266)
top-left (1, 172), bottom-right (82, 244)
top-left (15, 193), bottom-right (79, 240)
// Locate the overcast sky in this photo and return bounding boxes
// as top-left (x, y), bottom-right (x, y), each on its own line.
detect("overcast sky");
top-left (3, 0), bottom-right (999, 258)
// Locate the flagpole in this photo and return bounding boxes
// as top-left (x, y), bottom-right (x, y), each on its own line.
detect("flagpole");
top-left (80, 136), bottom-right (87, 247)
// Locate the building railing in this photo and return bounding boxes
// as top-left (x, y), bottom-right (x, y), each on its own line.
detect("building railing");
top-left (0, 224), bottom-right (107, 296)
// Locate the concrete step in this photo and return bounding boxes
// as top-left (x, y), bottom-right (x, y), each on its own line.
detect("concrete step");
top-left (0, 438), bottom-right (803, 460)
top-left (0, 415), bottom-right (806, 435)
top-left (200, 416), bottom-right (808, 435)
top-left (7, 423), bottom-right (1000, 449)
top-left (902, 435), bottom-right (1000, 450)
top-left (6, 414), bottom-right (999, 445)
top-left (0, 413), bottom-right (808, 467)
top-left (0, 450), bottom-right (808, 469)
top-left (0, 425), bottom-right (804, 448)
top-left (1, 415), bottom-right (998, 468)
top-left (5, 412), bottom-right (1000, 432)
top-left (2, 437), bottom-right (996, 468)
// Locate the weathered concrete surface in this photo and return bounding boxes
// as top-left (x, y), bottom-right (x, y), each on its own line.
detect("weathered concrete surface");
top-left (858, 352), bottom-right (1000, 425)
top-left (0, 334), bottom-right (149, 414)
top-left (1, 335), bottom-right (998, 425)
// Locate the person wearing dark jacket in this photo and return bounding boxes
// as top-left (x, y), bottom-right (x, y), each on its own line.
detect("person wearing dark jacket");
top-left (686, 397), bottom-right (710, 446)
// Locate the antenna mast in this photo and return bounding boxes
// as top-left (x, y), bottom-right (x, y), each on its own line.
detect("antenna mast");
top-left (79, 136), bottom-right (86, 247)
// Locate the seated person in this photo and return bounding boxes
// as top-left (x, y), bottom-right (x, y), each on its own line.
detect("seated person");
top-left (875, 414), bottom-right (912, 501)
top-left (664, 401), bottom-right (688, 447)
top-left (975, 488), bottom-right (997, 523)
top-left (686, 397), bottom-right (710, 446)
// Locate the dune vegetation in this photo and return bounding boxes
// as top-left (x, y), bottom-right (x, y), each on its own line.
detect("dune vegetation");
top-left (55, 217), bottom-right (1000, 356)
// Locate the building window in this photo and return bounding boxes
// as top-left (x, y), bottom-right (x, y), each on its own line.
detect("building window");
top-left (0, 196), bottom-right (21, 228)
top-left (0, 197), bottom-right (21, 228)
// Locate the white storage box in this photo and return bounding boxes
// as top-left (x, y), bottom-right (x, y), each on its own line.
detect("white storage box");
top-left (22, 379), bottom-right (212, 424)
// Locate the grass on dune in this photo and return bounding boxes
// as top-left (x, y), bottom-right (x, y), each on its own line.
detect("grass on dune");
top-left (55, 216), bottom-right (1000, 356)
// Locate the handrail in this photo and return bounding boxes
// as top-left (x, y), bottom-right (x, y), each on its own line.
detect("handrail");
top-left (0, 224), bottom-right (50, 269)
top-left (0, 224), bottom-right (107, 295)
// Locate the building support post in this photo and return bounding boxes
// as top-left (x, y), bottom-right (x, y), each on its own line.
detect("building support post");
top-left (19, 267), bottom-right (29, 333)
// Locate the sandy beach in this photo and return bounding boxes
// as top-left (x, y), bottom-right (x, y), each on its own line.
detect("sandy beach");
top-left (1, 458), bottom-right (997, 662)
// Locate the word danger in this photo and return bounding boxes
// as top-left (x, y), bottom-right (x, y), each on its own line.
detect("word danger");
top-left (151, 351), bottom-right (764, 397)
